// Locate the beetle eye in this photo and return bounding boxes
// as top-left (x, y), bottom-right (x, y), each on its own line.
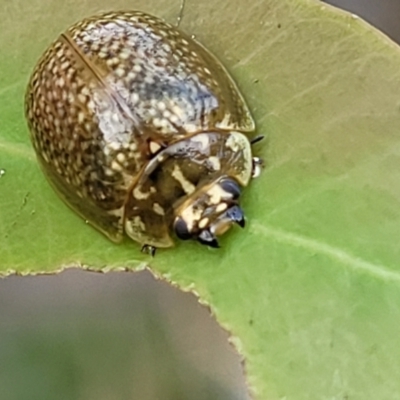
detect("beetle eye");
top-left (219, 178), bottom-right (241, 200)
top-left (174, 217), bottom-right (192, 240)
top-left (224, 205), bottom-right (245, 228)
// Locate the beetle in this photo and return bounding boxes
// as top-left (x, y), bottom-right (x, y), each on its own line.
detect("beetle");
top-left (25, 11), bottom-right (262, 254)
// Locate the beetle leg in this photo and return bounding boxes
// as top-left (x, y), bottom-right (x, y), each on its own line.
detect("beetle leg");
top-left (198, 230), bottom-right (220, 248)
top-left (207, 205), bottom-right (245, 238)
top-left (141, 244), bottom-right (157, 257)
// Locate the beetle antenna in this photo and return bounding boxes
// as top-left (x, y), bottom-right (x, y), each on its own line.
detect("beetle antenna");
top-left (250, 135), bottom-right (264, 145)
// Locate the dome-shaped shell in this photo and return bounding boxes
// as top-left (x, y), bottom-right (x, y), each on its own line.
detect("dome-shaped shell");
top-left (25, 11), bottom-right (255, 243)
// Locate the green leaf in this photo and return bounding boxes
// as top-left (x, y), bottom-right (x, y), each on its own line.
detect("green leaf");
top-left (2, 0), bottom-right (400, 398)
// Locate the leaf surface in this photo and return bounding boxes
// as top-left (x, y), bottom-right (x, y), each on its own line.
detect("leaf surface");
top-left (1, 0), bottom-right (400, 398)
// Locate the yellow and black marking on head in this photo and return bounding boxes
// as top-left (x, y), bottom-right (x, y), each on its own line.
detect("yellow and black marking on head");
top-left (123, 131), bottom-right (254, 249)
top-left (173, 177), bottom-right (245, 248)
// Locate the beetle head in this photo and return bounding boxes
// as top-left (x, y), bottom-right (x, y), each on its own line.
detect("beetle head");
top-left (173, 177), bottom-right (245, 248)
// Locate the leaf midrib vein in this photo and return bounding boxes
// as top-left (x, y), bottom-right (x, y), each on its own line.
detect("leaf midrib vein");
top-left (253, 222), bottom-right (400, 283)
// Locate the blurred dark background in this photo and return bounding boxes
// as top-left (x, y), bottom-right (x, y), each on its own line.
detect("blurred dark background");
top-left (0, 270), bottom-right (247, 400)
top-left (1, 1), bottom-right (399, 399)
top-left (325, 0), bottom-right (400, 43)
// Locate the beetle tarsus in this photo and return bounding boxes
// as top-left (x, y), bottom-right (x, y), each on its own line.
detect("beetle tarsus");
top-left (198, 230), bottom-right (220, 248)
top-left (141, 244), bottom-right (157, 257)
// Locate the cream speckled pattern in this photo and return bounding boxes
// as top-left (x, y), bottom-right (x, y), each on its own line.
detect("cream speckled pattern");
top-left (26, 11), bottom-right (257, 250)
